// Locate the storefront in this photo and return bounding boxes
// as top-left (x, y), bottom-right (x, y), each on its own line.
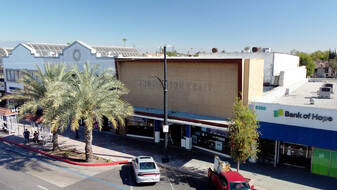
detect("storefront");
top-left (191, 126), bottom-right (230, 155)
top-left (252, 102), bottom-right (337, 176)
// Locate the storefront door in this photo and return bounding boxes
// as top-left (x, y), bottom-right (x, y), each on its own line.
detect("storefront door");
top-left (279, 142), bottom-right (311, 168)
top-left (312, 148), bottom-right (337, 178)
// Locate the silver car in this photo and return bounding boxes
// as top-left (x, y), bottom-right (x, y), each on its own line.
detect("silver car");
top-left (132, 156), bottom-right (160, 184)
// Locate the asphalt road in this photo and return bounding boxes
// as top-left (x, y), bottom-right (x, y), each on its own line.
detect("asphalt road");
top-left (0, 140), bottom-right (208, 190)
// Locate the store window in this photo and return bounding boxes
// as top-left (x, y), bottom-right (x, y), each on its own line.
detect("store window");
top-left (191, 126), bottom-right (230, 155)
top-left (126, 117), bottom-right (153, 137)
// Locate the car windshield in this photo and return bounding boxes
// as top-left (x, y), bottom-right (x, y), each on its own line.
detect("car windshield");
top-left (139, 162), bottom-right (156, 170)
top-left (229, 181), bottom-right (250, 190)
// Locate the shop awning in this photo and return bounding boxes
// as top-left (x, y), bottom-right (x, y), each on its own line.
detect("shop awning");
top-left (133, 107), bottom-right (230, 131)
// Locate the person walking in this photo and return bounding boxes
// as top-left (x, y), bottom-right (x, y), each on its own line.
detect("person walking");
top-left (23, 129), bottom-right (30, 144)
top-left (33, 131), bottom-right (39, 143)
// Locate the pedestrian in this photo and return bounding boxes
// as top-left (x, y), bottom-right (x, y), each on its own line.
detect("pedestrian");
top-left (33, 131), bottom-right (39, 143)
top-left (2, 122), bottom-right (7, 132)
top-left (23, 129), bottom-right (30, 144)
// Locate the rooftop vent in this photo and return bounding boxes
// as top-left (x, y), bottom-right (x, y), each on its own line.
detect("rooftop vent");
top-left (318, 85), bottom-right (333, 99)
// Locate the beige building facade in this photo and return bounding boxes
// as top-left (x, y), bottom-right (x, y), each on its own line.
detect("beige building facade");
top-left (116, 58), bottom-right (264, 119)
top-left (115, 57), bottom-right (264, 156)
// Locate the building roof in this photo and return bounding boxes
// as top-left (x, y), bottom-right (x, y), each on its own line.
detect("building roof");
top-left (266, 80), bottom-right (337, 109)
top-left (22, 113), bottom-right (43, 124)
top-left (0, 107), bottom-right (17, 116)
top-left (0, 48), bottom-right (13, 57)
top-left (91, 45), bottom-right (140, 57)
top-left (26, 43), bottom-right (68, 57)
top-left (19, 42), bottom-right (141, 58)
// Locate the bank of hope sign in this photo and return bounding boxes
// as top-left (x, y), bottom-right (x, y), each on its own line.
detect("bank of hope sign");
top-left (251, 103), bottom-right (336, 131)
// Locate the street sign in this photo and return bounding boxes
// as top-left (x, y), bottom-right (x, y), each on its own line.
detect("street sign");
top-left (163, 125), bottom-right (169, 132)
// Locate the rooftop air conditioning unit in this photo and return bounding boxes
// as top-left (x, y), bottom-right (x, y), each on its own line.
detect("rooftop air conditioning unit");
top-left (318, 87), bottom-right (332, 99)
top-left (324, 83), bottom-right (334, 94)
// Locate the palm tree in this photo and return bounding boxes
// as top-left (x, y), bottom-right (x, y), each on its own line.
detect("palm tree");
top-left (2, 63), bottom-right (70, 150)
top-left (48, 62), bottom-right (134, 162)
top-left (123, 38), bottom-right (127, 47)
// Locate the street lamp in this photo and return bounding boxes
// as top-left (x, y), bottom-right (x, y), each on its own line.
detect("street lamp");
top-left (151, 45), bottom-right (169, 163)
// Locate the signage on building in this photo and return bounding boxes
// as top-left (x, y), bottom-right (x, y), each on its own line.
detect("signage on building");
top-left (274, 109), bottom-right (333, 122)
top-left (251, 102), bottom-right (337, 132)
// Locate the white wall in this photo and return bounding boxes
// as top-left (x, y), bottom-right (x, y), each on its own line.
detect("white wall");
top-left (279, 66), bottom-right (307, 87)
top-left (2, 41), bottom-right (117, 94)
top-left (273, 53), bottom-right (299, 76)
top-left (2, 45), bottom-right (44, 70)
top-left (251, 102), bottom-right (337, 132)
top-left (200, 52), bottom-right (300, 86)
top-left (200, 52), bottom-right (274, 84)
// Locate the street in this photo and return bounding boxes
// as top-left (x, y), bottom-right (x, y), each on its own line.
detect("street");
top-left (0, 140), bottom-right (208, 190)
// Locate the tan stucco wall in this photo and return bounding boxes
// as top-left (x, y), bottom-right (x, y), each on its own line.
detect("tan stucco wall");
top-left (243, 58), bottom-right (264, 105)
top-left (117, 60), bottom-right (241, 118)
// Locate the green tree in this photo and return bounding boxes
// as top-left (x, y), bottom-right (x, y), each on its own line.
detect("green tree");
top-left (2, 63), bottom-right (71, 151)
top-left (47, 62), bottom-right (134, 162)
top-left (328, 57), bottom-right (337, 77)
top-left (229, 97), bottom-right (260, 172)
top-left (290, 49), bottom-right (300, 55)
top-left (311, 50), bottom-right (329, 61)
top-left (298, 52), bottom-right (315, 77)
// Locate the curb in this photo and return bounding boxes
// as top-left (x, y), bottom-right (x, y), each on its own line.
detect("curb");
top-left (0, 137), bottom-right (130, 166)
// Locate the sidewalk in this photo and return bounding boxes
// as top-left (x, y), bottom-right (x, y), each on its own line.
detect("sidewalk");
top-left (1, 127), bottom-right (337, 190)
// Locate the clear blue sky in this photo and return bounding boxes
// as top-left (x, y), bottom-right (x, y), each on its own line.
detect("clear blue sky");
top-left (1, 0), bottom-right (337, 54)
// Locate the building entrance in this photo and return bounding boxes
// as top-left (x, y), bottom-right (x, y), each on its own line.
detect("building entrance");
top-left (279, 142), bottom-right (311, 169)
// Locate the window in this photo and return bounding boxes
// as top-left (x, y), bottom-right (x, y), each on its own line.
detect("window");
top-left (139, 162), bottom-right (156, 170)
top-left (219, 174), bottom-right (227, 187)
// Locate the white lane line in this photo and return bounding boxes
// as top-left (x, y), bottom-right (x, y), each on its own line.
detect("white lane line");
top-left (37, 185), bottom-right (49, 190)
top-left (166, 170), bottom-right (174, 190)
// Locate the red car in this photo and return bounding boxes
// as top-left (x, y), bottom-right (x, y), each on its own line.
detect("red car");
top-left (208, 168), bottom-right (253, 190)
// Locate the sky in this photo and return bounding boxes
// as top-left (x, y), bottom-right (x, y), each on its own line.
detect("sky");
top-left (1, 0), bottom-right (337, 54)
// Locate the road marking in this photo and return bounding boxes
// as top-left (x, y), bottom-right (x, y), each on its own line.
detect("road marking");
top-left (165, 170), bottom-right (174, 190)
top-left (37, 185), bottom-right (49, 190)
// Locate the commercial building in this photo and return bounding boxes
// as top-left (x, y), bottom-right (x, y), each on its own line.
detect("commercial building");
top-left (115, 57), bottom-right (264, 155)
top-left (252, 78), bottom-right (337, 178)
top-left (1, 41), bottom-right (140, 94)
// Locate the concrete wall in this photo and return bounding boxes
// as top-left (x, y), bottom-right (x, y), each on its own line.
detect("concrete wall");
top-left (199, 52), bottom-right (300, 86)
top-left (2, 44), bottom-right (44, 70)
top-left (279, 66), bottom-right (307, 87)
top-left (200, 52), bottom-right (273, 84)
top-left (273, 53), bottom-right (299, 76)
top-left (243, 58), bottom-right (264, 104)
top-left (117, 59), bottom-right (242, 118)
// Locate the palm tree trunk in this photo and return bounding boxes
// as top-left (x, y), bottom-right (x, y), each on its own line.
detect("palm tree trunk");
top-left (237, 162), bottom-right (240, 172)
top-left (52, 131), bottom-right (60, 151)
top-left (84, 127), bottom-right (94, 162)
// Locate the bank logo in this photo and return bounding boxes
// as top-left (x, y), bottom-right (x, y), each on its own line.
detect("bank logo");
top-left (274, 109), bottom-right (283, 117)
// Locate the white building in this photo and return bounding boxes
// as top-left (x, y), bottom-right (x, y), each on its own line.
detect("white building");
top-left (199, 52), bottom-right (301, 86)
top-left (252, 78), bottom-right (337, 178)
top-left (1, 41), bottom-right (140, 94)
